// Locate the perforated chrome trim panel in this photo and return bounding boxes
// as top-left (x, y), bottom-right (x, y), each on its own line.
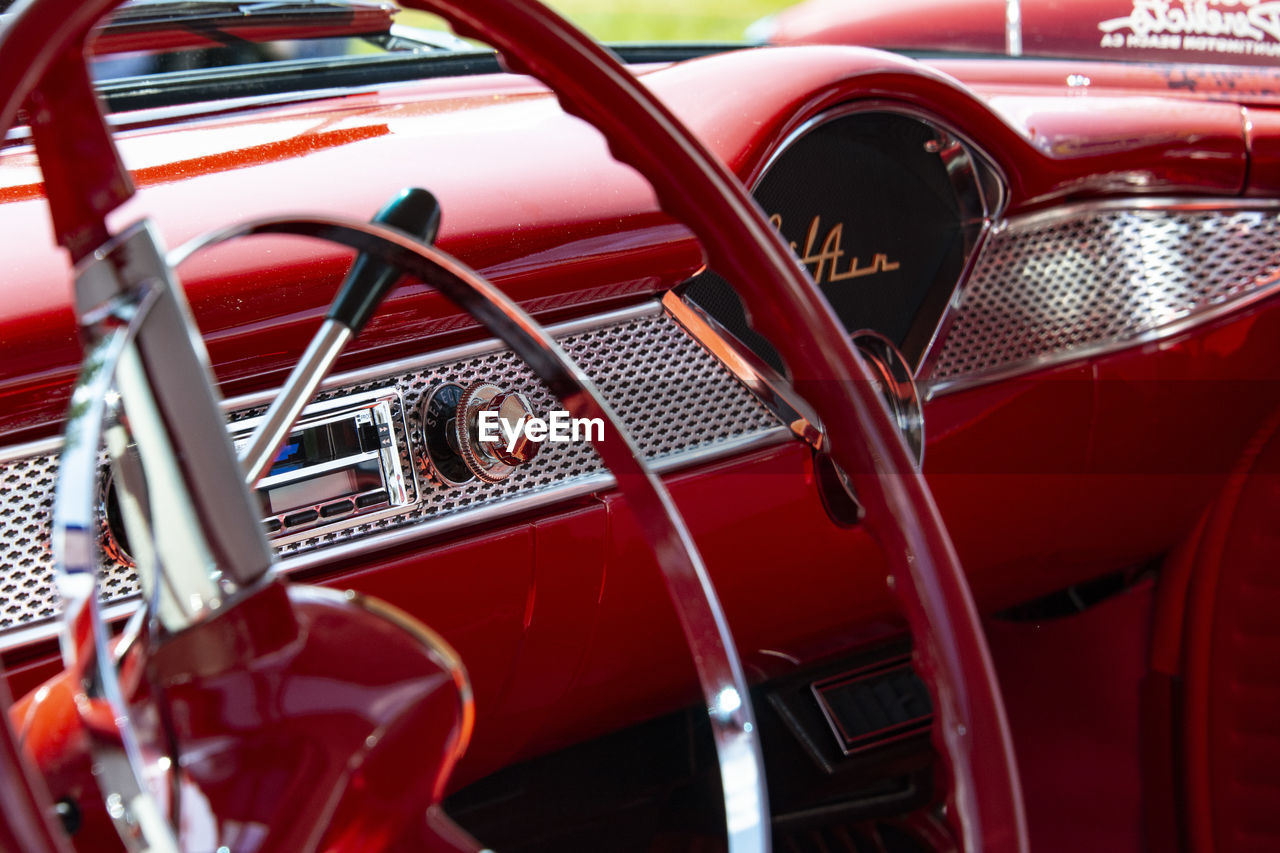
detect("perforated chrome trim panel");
top-left (0, 305), bottom-right (784, 635)
top-left (0, 452), bottom-right (143, 631)
top-left (927, 202), bottom-right (1280, 388)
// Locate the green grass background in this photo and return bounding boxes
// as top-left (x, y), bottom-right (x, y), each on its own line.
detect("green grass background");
top-left (398, 0), bottom-right (795, 44)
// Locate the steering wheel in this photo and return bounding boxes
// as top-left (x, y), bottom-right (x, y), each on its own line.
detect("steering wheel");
top-left (0, 1), bottom-right (1028, 851)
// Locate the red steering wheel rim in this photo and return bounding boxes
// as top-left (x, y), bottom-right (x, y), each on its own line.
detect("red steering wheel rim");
top-left (0, 1), bottom-right (1028, 850)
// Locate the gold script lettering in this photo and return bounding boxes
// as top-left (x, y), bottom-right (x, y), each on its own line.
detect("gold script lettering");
top-left (771, 214), bottom-right (900, 284)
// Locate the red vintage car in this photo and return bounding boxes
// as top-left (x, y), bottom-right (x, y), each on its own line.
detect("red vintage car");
top-left (0, 1), bottom-right (1276, 851)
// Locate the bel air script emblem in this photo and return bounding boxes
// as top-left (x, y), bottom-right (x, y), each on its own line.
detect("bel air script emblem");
top-left (769, 214), bottom-right (900, 285)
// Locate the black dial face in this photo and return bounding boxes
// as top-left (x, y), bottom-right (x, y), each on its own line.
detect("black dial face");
top-left (686, 111), bottom-right (981, 373)
top-left (421, 382), bottom-right (474, 487)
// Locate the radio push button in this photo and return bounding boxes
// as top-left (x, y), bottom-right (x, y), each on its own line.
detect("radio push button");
top-left (284, 509), bottom-right (319, 528)
top-left (321, 500), bottom-right (355, 518)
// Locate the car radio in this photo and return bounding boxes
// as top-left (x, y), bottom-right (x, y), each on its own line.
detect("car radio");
top-left (102, 388), bottom-right (417, 565)
top-left (231, 387), bottom-right (416, 541)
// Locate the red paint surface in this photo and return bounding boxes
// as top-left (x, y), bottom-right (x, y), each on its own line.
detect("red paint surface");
top-left (985, 579), bottom-right (1154, 853)
top-left (0, 46), bottom-right (1264, 439)
top-left (13, 581), bottom-right (473, 852)
top-left (3, 0), bottom-right (1280, 849)
top-left (1161, 407), bottom-right (1280, 853)
top-left (770, 0), bottom-right (1280, 68)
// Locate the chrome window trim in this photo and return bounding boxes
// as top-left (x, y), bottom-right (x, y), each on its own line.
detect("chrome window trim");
top-left (923, 197), bottom-right (1280, 399)
top-left (1006, 0), bottom-right (1023, 57)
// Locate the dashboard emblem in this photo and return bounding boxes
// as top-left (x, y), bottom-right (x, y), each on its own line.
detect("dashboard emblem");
top-left (770, 214), bottom-right (901, 285)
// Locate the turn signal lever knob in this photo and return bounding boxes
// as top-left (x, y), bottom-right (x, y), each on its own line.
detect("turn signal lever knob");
top-left (455, 381), bottom-right (541, 483)
top-left (241, 187), bottom-right (441, 486)
top-left (328, 187), bottom-right (442, 334)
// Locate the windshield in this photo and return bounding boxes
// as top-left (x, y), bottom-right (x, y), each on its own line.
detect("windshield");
top-left (457, 0), bottom-right (790, 42)
top-left (81, 0), bottom-right (792, 84)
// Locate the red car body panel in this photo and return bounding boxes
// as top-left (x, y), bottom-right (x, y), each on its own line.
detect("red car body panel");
top-left (0, 46), bottom-right (1272, 438)
top-left (2, 0), bottom-right (1280, 848)
top-left (1, 34), bottom-right (1279, 749)
top-left (768, 0), bottom-right (1280, 68)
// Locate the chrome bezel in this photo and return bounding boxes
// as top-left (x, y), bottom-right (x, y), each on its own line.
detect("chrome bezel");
top-left (418, 382), bottom-right (477, 489)
top-left (742, 100), bottom-right (1008, 377)
top-left (231, 386), bottom-right (418, 546)
top-left (851, 330), bottom-right (925, 470)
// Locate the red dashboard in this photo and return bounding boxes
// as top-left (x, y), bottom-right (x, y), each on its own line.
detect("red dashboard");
top-left (2, 2), bottom-right (1279, 851)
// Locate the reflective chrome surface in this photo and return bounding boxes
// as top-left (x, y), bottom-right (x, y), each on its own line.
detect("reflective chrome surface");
top-left (663, 290), bottom-right (825, 451)
top-left (851, 331), bottom-right (924, 469)
top-left (926, 199), bottom-right (1280, 395)
top-left (1006, 0), bottom-right (1023, 56)
top-left (238, 318), bottom-right (353, 487)
top-left (0, 303), bottom-right (785, 645)
top-left (744, 102), bottom-right (1006, 375)
top-left (56, 237), bottom-right (178, 853)
top-left (159, 214), bottom-right (773, 853)
top-left (77, 224), bottom-right (274, 598)
top-left (454, 381), bottom-right (539, 483)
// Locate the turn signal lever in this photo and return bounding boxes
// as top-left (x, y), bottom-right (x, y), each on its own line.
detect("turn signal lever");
top-left (239, 188), bottom-right (441, 486)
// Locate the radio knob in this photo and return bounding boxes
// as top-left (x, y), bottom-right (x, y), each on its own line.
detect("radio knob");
top-left (455, 381), bottom-right (541, 484)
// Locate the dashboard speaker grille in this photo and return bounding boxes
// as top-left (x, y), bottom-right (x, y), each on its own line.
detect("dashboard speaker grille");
top-left (0, 306), bottom-right (782, 636)
top-left (929, 205), bottom-right (1280, 386)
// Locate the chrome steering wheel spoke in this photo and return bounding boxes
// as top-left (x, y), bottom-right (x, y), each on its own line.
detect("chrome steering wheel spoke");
top-left (53, 278), bottom-right (178, 853)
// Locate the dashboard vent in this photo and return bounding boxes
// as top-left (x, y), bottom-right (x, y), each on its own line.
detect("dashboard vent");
top-left (812, 658), bottom-right (933, 755)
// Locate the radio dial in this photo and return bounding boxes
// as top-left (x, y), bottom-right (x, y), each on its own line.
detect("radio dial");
top-left (482, 391), bottom-right (540, 466)
top-left (456, 381), bottom-right (540, 483)
top-left (421, 381), bottom-right (542, 487)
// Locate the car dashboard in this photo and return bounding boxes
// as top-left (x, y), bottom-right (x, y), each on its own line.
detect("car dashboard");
top-left (4, 34), bottom-right (1280, 850)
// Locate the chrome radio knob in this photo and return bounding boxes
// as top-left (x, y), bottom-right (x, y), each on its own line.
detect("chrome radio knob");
top-left (456, 381), bottom-right (540, 482)
top-left (419, 380), bottom-right (542, 487)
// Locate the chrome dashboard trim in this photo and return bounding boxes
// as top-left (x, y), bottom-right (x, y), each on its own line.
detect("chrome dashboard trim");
top-left (662, 290), bottom-right (824, 451)
top-left (278, 426), bottom-right (789, 578)
top-left (0, 299), bottom-right (791, 652)
top-left (924, 197), bottom-right (1280, 398)
top-left (0, 426), bottom-right (788, 653)
top-left (0, 435), bottom-right (62, 465)
top-left (1006, 0), bottom-right (1023, 57)
top-left (221, 301), bottom-right (662, 411)
top-left (986, 195), bottom-right (1280, 224)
